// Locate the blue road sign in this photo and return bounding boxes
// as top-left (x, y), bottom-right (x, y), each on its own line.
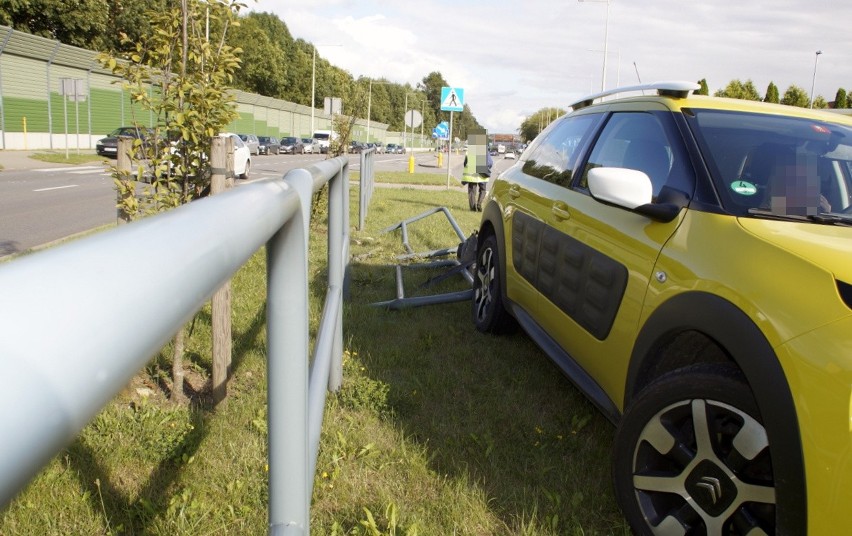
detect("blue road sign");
top-left (440, 87), bottom-right (464, 112)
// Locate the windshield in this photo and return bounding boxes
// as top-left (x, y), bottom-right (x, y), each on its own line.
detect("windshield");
top-left (686, 109), bottom-right (852, 223)
top-left (313, 133), bottom-right (329, 141)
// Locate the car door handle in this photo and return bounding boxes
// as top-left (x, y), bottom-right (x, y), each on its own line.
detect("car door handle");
top-left (508, 185), bottom-right (521, 199)
top-left (551, 202), bottom-right (571, 221)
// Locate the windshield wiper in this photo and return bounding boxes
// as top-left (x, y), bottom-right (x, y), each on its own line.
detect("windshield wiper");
top-left (747, 208), bottom-right (852, 226)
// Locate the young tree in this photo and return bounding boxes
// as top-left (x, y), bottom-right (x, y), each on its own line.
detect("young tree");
top-left (99, 0), bottom-right (243, 402)
top-left (834, 88), bottom-right (848, 109)
top-left (765, 82), bottom-right (780, 104)
top-left (781, 85), bottom-right (810, 108)
top-left (696, 78), bottom-right (709, 96)
top-left (715, 79), bottom-right (762, 101)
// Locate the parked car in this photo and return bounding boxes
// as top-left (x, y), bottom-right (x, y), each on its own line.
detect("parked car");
top-left (96, 126), bottom-right (155, 158)
top-left (219, 133), bottom-right (251, 180)
top-left (472, 80), bottom-right (852, 535)
top-left (279, 136), bottom-right (305, 154)
top-left (257, 136), bottom-right (280, 155)
top-left (237, 134), bottom-right (259, 155)
top-left (301, 138), bottom-right (317, 154)
top-left (366, 142), bottom-right (384, 154)
top-left (348, 140), bottom-right (367, 153)
top-left (385, 143), bottom-right (403, 154)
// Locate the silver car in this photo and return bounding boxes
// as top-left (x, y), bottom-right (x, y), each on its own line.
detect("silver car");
top-left (301, 138), bottom-right (317, 154)
top-left (237, 134), bottom-right (259, 155)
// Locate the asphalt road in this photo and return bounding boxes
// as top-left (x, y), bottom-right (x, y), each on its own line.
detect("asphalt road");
top-left (0, 151), bottom-right (481, 259)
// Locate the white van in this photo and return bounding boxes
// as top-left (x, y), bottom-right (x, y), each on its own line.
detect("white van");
top-left (312, 130), bottom-right (339, 154)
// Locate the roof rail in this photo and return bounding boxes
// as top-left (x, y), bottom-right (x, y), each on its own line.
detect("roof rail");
top-left (569, 81), bottom-right (700, 111)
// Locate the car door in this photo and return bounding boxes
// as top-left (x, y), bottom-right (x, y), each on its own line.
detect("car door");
top-left (501, 111), bottom-right (603, 324)
top-left (537, 105), bottom-right (695, 400)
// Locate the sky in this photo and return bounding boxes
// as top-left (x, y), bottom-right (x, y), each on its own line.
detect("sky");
top-left (249, 0), bottom-right (851, 134)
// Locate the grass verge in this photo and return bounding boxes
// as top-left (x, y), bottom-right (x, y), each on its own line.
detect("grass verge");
top-left (29, 151), bottom-right (107, 165)
top-left (0, 181), bottom-right (628, 535)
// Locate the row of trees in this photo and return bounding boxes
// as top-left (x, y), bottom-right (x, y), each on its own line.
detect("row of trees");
top-left (697, 78), bottom-right (852, 109)
top-left (518, 78), bottom-right (852, 142)
top-left (0, 1), bottom-right (483, 140)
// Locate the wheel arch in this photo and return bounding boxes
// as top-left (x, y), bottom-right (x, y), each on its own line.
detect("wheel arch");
top-left (625, 291), bottom-right (807, 534)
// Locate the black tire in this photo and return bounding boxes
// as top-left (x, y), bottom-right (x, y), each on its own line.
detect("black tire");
top-left (472, 233), bottom-right (513, 333)
top-left (613, 365), bottom-right (776, 535)
top-left (239, 160), bottom-right (250, 180)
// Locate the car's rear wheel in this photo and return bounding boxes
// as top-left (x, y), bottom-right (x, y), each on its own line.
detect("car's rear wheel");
top-left (613, 365), bottom-right (775, 535)
top-left (473, 233), bottom-right (513, 333)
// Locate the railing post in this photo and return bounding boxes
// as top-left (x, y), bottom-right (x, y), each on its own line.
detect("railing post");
top-left (328, 161), bottom-right (344, 392)
top-left (211, 136), bottom-right (232, 405)
top-left (267, 169), bottom-right (313, 535)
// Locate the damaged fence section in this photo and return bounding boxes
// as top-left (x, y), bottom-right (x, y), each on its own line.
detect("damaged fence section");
top-left (371, 206), bottom-right (477, 310)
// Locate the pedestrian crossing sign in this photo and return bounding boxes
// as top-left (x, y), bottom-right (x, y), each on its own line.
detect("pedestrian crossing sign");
top-left (440, 87), bottom-right (464, 112)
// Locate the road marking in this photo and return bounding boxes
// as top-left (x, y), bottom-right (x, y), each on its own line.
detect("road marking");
top-left (35, 166), bottom-right (105, 173)
top-left (68, 169), bottom-right (108, 175)
top-left (33, 184), bottom-right (79, 192)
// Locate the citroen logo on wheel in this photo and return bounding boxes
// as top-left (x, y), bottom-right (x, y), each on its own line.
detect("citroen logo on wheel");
top-left (686, 460), bottom-right (738, 515)
top-left (696, 476), bottom-right (722, 504)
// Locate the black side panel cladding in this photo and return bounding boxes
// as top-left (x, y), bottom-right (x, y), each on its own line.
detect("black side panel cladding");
top-left (512, 211), bottom-right (627, 340)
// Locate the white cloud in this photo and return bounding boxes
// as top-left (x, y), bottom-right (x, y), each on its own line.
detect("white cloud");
top-left (251, 1), bottom-right (852, 134)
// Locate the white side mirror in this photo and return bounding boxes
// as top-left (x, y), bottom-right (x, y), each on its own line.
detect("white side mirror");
top-left (588, 167), bottom-right (653, 209)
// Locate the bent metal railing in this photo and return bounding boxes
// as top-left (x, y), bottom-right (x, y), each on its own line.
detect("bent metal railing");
top-left (0, 156), bottom-right (352, 534)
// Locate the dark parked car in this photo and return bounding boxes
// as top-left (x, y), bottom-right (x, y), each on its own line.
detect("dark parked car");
top-left (279, 136), bottom-right (305, 154)
top-left (257, 136), bottom-right (281, 155)
top-left (366, 142), bottom-right (384, 154)
top-left (96, 126), bottom-right (155, 158)
top-left (348, 140), bottom-right (367, 153)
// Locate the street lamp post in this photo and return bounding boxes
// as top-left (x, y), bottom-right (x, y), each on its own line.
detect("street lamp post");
top-left (311, 44), bottom-right (341, 135)
top-left (810, 50), bottom-right (823, 109)
top-left (579, 0), bottom-right (611, 92)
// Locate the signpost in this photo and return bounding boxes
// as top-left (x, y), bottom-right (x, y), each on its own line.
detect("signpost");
top-left (60, 78), bottom-right (86, 158)
top-left (324, 97), bottom-right (342, 153)
top-left (440, 87), bottom-right (464, 188)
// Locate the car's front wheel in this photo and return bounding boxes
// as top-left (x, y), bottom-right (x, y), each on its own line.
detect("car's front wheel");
top-left (472, 233), bottom-right (513, 333)
top-left (613, 365), bottom-right (776, 535)
top-left (239, 160), bottom-right (250, 180)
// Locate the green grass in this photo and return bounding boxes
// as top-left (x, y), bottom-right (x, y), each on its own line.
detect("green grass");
top-left (366, 168), bottom-right (463, 188)
top-left (0, 180), bottom-right (628, 535)
top-left (29, 151), bottom-right (107, 165)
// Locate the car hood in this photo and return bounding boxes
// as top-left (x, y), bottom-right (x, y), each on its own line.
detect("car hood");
top-left (739, 218), bottom-right (852, 282)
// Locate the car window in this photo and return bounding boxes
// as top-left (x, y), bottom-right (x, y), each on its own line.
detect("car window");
top-left (686, 109), bottom-right (852, 218)
top-left (580, 111), bottom-right (694, 199)
top-left (522, 114), bottom-right (600, 186)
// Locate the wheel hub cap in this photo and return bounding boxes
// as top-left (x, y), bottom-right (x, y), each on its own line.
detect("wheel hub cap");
top-left (684, 459), bottom-right (737, 516)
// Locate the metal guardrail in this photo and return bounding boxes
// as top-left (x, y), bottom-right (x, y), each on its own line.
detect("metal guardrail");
top-left (0, 156), bottom-right (351, 535)
top-left (358, 147), bottom-right (376, 230)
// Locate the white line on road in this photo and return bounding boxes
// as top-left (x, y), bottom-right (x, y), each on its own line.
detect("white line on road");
top-left (33, 185), bottom-right (79, 192)
top-left (35, 166), bottom-right (105, 173)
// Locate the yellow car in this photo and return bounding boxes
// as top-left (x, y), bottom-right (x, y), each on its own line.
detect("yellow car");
top-left (473, 81), bottom-right (852, 535)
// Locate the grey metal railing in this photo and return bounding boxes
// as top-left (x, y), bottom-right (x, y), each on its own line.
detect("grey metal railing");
top-left (0, 156), bottom-right (351, 535)
top-left (358, 147), bottom-right (376, 230)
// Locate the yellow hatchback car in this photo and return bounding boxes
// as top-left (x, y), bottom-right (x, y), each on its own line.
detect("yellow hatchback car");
top-left (473, 81), bottom-right (852, 535)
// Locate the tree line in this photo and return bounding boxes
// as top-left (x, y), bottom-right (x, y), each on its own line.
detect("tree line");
top-left (518, 77), bottom-right (852, 142)
top-left (6, 3), bottom-right (848, 144)
top-left (0, 1), bottom-right (484, 140)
